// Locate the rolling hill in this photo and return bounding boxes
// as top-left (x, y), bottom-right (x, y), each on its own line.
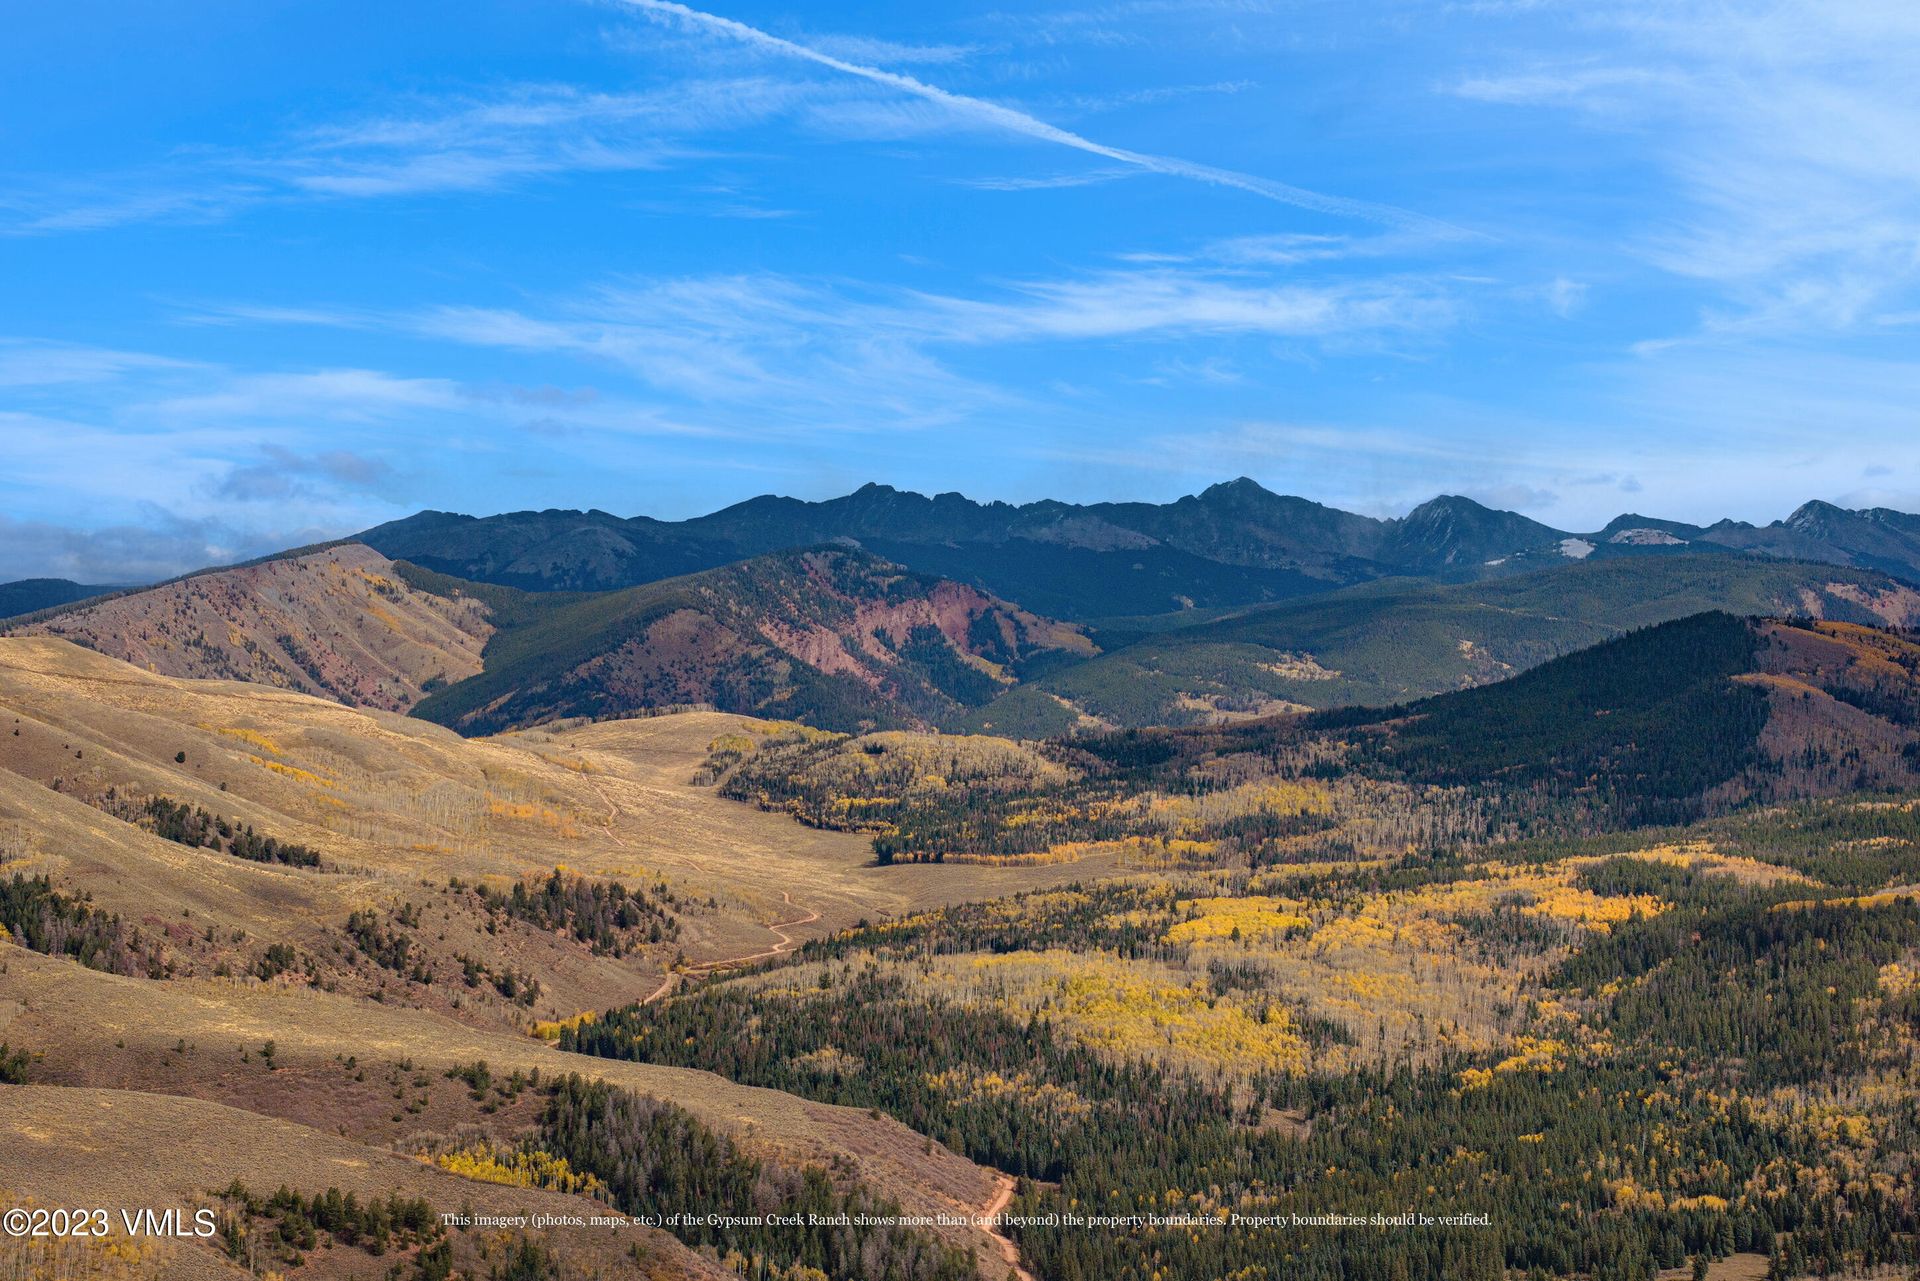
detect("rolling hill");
top-left (0, 635), bottom-right (1129, 1280)
top-left (716, 612), bottom-right (1920, 865)
top-left (962, 554), bottom-right (1920, 735)
top-left (1, 540), bottom-right (1098, 737)
top-left (6, 543), bottom-right (494, 712)
top-left (408, 545), bottom-right (1093, 736)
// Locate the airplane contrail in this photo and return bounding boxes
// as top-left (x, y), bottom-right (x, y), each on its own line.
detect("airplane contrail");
top-left (616, 0), bottom-right (1444, 230)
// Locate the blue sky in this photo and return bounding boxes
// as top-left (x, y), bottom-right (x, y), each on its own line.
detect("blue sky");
top-left (3, 0), bottom-right (1918, 580)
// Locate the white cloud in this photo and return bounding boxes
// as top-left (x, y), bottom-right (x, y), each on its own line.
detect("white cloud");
top-left (952, 167), bottom-right (1138, 191)
top-left (146, 369), bottom-right (469, 424)
top-left (1450, 65), bottom-right (1678, 108)
top-left (1521, 276), bottom-right (1587, 317)
top-left (616, 0), bottom-right (1445, 228)
top-left (1449, 2), bottom-right (1920, 342)
top-left (0, 340), bottom-right (200, 387)
top-left (0, 79), bottom-right (816, 233)
top-left (905, 269), bottom-right (1454, 343)
top-left (202, 255), bottom-right (1457, 430)
top-left (800, 34), bottom-right (980, 66)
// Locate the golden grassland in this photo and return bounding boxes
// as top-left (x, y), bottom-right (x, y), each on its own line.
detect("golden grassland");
top-left (0, 639), bottom-right (1117, 1012)
top-left (0, 638), bottom-right (1128, 1277)
top-left (0, 1087), bottom-right (728, 1281)
top-left (0, 947), bottom-right (999, 1246)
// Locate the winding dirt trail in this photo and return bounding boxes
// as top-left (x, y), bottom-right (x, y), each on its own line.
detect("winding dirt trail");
top-left (980, 1174), bottom-right (1037, 1281)
top-left (641, 891), bottom-right (821, 1005)
top-left (686, 892), bottom-right (821, 972)
top-left (572, 766), bottom-right (821, 1004)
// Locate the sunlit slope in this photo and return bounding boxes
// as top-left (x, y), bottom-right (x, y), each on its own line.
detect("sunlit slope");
top-left (0, 637), bottom-right (1120, 1021)
top-left (409, 545), bottom-right (1093, 736)
top-left (0, 949), bottom-right (1001, 1261)
top-left (8, 544), bottom-right (492, 712)
top-left (0, 1086), bottom-right (729, 1281)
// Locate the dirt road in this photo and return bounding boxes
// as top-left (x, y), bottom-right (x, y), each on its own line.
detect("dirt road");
top-left (980, 1173), bottom-right (1038, 1281)
top-left (641, 891), bottom-right (821, 1004)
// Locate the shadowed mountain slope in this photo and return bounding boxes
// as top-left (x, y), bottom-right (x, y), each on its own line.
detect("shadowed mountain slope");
top-left (0, 578), bottom-right (121, 621)
top-left (963, 555), bottom-right (1920, 735)
top-left (360, 481), bottom-right (1920, 623)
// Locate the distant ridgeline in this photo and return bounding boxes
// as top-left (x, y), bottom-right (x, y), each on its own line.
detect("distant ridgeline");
top-left (355, 485), bottom-right (1920, 736)
top-left (0, 578), bottom-right (119, 622)
top-left (712, 614), bottom-right (1920, 865)
top-left (10, 483), bottom-right (1920, 738)
top-left (358, 482), bottom-right (1920, 615)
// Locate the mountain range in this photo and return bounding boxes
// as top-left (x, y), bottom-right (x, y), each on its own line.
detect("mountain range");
top-left (9, 482), bottom-right (1920, 1281)
top-left (358, 480), bottom-right (1920, 618)
top-left (7, 481), bottom-right (1920, 737)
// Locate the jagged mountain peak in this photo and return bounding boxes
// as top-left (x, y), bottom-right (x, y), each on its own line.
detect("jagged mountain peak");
top-left (1786, 498), bottom-right (1849, 530)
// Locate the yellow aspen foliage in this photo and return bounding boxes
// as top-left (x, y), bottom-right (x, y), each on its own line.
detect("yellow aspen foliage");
top-left (435, 1144), bottom-right (606, 1197)
top-left (530, 1010), bottom-right (596, 1041)
top-left (1163, 896), bottom-right (1310, 945)
top-left (249, 755), bottom-right (335, 788)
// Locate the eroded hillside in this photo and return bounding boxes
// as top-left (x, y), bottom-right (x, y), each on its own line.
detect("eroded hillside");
top-left (410, 546), bottom-right (1094, 736)
top-left (9, 544), bottom-right (492, 711)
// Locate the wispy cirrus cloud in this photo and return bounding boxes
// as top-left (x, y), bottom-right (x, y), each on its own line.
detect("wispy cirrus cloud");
top-left (901, 269), bottom-right (1454, 343)
top-left (0, 79), bottom-right (813, 233)
top-left (0, 339), bottom-right (200, 387)
top-left (952, 167), bottom-right (1137, 190)
top-left (1042, 79), bottom-right (1255, 114)
top-left (1446, 1), bottom-right (1920, 343)
top-left (799, 33), bottom-right (981, 66)
top-left (145, 368), bottom-right (469, 424)
top-left (616, 0), bottom-right (1445, 229)
top-left (199, 251), bottom-right (1457, 428)
top-left (1450, 65), bottom-right (1680, 108)
top-left (3, 5), bottom-right (1422, 237)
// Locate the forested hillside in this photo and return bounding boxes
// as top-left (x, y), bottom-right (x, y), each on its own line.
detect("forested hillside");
top-left (572, 816), bottom-right (1920, 1280)
top-left (409, 545), bottom-right (1093, 736)
top-left (713, 615), bottom-right (1920, 865)
top-left (966, 556), bottom-right (1920, 734)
